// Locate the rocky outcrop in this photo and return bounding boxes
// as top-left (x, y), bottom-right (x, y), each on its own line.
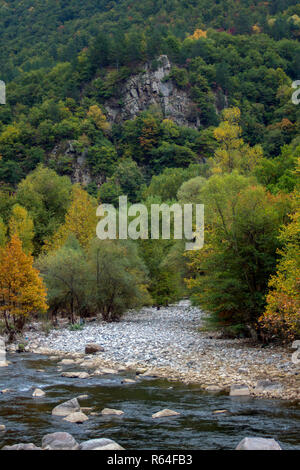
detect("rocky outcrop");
top-left (49, 141), bottom-right (94, 186)
top-left (105, 55), bottom-right (200, 129)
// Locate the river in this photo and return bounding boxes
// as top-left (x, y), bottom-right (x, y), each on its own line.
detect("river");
top-left (0, 353), bottom-right (299, 450)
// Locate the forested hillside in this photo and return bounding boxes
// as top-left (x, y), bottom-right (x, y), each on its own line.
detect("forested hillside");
top-left (0, 0), bottom-right (299, 342)
top-left (1, 0), bottom-right (300, 81)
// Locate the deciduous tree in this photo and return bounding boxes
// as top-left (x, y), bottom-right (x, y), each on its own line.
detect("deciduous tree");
top-left (0, 235), bottom-right (47, 338)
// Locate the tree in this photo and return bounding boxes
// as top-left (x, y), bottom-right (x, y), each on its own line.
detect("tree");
top-left (0, 217), bottom-right (7, 247)
top-left (211, 107), bottom-right (263, 175)
top-left (255, 143), bottom-right (299, 193)
top-left (88, 239), bottom-right (151, 321)
top-left (9, 204), bottom-right (34, 254)
top-left (185, 172), bottom-right (291, 337)
top-left (38, 236), bottom-right (90, 324)
top-left (139, 238), bottom-right (184, 307)
top-left (144, 166), bottom-right (204, 201)
top-left (46, 185), bottom-right (97, 250)
top-left (0, 235), bottom-right (47, 338)
top-left (87, 105), bottom-right (110, 133)
top-left (259, 202), bottom-right (300, 341)
top-left (16, 165), bottom-right (72, 252)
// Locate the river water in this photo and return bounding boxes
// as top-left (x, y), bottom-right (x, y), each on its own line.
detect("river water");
top-left (0, 354), bottom-right (299, 450)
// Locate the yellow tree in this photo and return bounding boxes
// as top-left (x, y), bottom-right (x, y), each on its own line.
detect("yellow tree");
top-left (87, 105), bottom-right (110, 133)
top-left (187, 29), bottom-right (207, 40)
top-left (0, 235), bottom-right (48, 337)
top-left (46, 185), bottom-right (98, 251)
top-left (9, 204), bottom-right (34, 254)
top-left (211, 107), bottom-right (263, 174)
top-left (0, 217), bottom-right (7, 247)
top-left (259, 201), bottom-right (300, 341)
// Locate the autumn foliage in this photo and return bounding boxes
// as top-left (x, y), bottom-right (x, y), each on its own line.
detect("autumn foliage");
top-left (0, 235), bottom-right (48, 336)
top-left (259, 204), bottom-right (300, 341)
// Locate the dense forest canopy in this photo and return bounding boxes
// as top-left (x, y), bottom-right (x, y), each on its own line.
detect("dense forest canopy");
top-left (1, 0), bottom-right (300, 80)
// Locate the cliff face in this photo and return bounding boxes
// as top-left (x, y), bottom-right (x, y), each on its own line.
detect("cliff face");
top-left (105, 55), bottom-right (200, 128)
top-left (51, 56), bottom-right (206, 185)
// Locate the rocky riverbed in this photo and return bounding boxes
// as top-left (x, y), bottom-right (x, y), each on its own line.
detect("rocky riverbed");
top-left (20, 301), bottom-right (299, 401)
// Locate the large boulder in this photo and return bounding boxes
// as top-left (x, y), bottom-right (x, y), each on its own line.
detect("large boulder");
top-left (152, 409), bottom-right (180, 419)
top-left (85, 344), bottom-right (104, 355)
top-left (230, 384), bottom-right (250, 396)
top-left (52, 398), bottom-right (80, 416)
top-left (79, 438), bottom-right (125, 450)
top-left (42, 432), bottom-right (79, 450)
top-left (2, 443), bottom-right (42, 450)
top-left (236, 437), bottom-right (282, 450)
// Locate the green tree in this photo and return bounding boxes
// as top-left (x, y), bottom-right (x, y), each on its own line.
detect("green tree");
top-left (16, 165), bottom-right (72, 251)
top-left (38, 236), bottom-right (90, 324)
top-left (186, 172), bottom-right (291, 337)
top-left (88, 239), bottom-right (151, 321)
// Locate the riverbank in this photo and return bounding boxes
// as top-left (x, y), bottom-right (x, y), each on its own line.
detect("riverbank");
top-left (20, 301), bottom-right (299, 402)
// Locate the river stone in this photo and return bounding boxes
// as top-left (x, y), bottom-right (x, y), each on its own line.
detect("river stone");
top-left (152, 409), bottom-right (180, 418)
top-left (2, 443), bottom-right (42, 450)
top-left (101, 408), bottom-right (124, 416)
top-left (61, 371), bottom-right (90, 379)
top-left (236, 437), bottom-right (282, 450)
top-left (0, 424), bottom-right (5, 431)
top-left (206, 385), bottom-right (222, 392)
top-left (100, 367), bottom-right (119, 374)
top-left (59, 359), bottom-right (76, 365)
top-left (79, 438), bottom-right (125, 450)
top-left (32, 388), bottom-right (46, 397)
top-left (255, 380), bottom-right (283, 393)
top-left (42, 432), bottom-right (79, 450)
top-left (122, 379), bottom-right (136, 384)
top-left (63, 412), bottom-right (89, 423)
top-left (52, 398), bottom-right (80, 416)
top-left (85, 344), bottom-right (104, 354)
top-left (230, 384), bottom-right (250, 396)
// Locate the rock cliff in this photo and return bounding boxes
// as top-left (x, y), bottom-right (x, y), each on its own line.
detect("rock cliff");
top-left (105, 55), bottom-right (200, 128)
